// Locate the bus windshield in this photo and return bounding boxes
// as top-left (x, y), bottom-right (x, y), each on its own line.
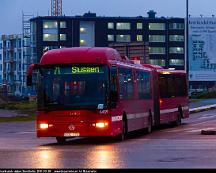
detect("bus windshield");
top-left (38, 65), bottom-right (109, 110)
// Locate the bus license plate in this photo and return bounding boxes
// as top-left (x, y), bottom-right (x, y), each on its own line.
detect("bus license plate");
top-left (64, 132), bottom-right (80, 137)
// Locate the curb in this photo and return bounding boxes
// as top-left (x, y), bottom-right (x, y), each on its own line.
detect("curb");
top-left (201, 129), bottom-right (216, 135)
top-left (189, 104), bottom-right (216, 114)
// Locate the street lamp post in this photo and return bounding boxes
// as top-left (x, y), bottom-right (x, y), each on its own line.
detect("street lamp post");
top-left (186, 0), bottom-right (189, 73)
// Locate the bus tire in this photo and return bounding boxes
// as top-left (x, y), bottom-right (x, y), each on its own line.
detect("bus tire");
top-left (120, 116), bottom-right (127, 141)
top-left (172, 109), bottom-right (182, 126)
top-left (147, 113), bottom-right (152, 133)
top-left (176, 110), bottom-right (182, 126)
top-left (56, 137), bottom-right (66, 144)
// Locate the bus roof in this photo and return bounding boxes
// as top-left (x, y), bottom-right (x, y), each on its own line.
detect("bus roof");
top-left (157, 69), bottom-right (186, 75)
top-left (39, 47), bottom-right (186, 74)
top-left (40, 47), bottom-right (132, 65)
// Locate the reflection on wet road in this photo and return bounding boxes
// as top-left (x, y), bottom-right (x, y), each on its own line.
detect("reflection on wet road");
top-left (0, 109), bottom-right (216, 168)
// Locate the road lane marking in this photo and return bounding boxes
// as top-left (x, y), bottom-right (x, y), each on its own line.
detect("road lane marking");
top-left (198, 115), bottom-right (216, 119)
top-left (14, 131), bottom-right (35, 134)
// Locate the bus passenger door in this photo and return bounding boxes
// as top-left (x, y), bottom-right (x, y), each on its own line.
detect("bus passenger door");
top-left (152, 71), bottom-right (160, 126)
top-left (110, 66), bottom-right (118, 108)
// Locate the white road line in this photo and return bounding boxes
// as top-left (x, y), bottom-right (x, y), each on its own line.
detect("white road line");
top-left (163, 128), bottom-right (195, 133)
top-left (189, 121), bottom-right (216, 127)
top-left (198, 116), bottom-right (216, 119)
top-left (15, 131), bottom-right (35, 134)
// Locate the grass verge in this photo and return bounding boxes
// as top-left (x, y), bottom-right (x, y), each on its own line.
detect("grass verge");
top-left (0, 114), bottom-right (36, 123)
top-left (0, 101), bottom-right (37, 110)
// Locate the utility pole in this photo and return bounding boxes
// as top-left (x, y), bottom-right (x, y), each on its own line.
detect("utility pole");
top-left (186, 0), bottom-right (189, 73)
top-left (51, 0), bottom-right (62, 16)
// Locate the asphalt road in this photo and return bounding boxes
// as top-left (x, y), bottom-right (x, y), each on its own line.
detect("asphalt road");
top-left (0, 109), bottom-right (216, 168)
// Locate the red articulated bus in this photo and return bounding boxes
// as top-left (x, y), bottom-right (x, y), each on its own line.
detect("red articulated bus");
top-left (27, 47), bottom-right (189, 143)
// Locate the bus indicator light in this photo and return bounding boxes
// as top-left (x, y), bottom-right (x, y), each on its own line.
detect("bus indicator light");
top-left (160, 99), bottom-right (163, 105)
top-left (95, 122), bottom-right (108, 128)
top-left (161, 71), bottom-right (171, 75)
top-left (40, 123), bottom-right (49, 129)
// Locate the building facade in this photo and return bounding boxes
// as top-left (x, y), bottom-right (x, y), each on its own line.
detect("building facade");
top-left (0, 34), bottom-right (31, 96)
top-left (30, 11), bottom-right (185, 70)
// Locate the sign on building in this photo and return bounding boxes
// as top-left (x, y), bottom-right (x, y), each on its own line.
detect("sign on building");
top-left (189, 18), bottom-right (216, 81)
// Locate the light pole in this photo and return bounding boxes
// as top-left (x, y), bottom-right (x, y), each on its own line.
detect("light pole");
top-left (186, 0), bottom-right (189, 73)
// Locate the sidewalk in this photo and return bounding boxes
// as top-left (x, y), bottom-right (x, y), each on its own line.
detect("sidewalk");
top-left (189, 98), bottom-right (216, 114)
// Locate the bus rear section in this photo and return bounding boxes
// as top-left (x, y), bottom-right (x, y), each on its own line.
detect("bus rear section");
top-left (157, 70), bottom-right (189, 125)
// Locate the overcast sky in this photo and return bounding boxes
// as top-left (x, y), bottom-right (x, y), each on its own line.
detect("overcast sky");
top-left (0, 0), bottom-right (216, 35)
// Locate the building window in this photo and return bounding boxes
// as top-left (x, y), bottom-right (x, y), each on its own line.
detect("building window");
top-left (43, 34), bottom-right (58, 41)
top-left (18, 52), bottom-right (21, 60)
top-left (60, 34), bottom-right (66, 41)
top-left (0, 43), bottom-right (2, 49)
top-left (116, 35), bottom-right (131, 42)
top-left (80, 39), bottom-right (87, 46)
top-left (149, 47), bottom-right (165, 54)
top-left (43, 21), bottom-right (58, 40)
top-left (108, 22), bottom-right (114, 29)
top-left (43, 21), bottom-right (58, 28)
top-left (149, 35), bottom-right (165, 42)
top-left (107, 35), bottom-right (114, 41)
top-left (149, 23), bottom-right (165, 30)
top-left (0, 64), bottom-right (2, 71)
top-left (149, 59), bottom-right (165, 66)
top-left (116, 23), bottom-right (130, 30)
top-left (18, 39), bottom-right (22, 48)
top-left (0, 54), bottom-right (2, 61)
top-left (43, 46), bottom-right (59, 52)
top-left (137, 23), bottom-right (143, 29)
top-left (137, 35), bottom-right (143, 41)
top-left (169, 47), bottom-right (184, 54)
top-left (169, 59), bottom-right (184, 66)
top-left (169, 35), bottom-right (184, 42)
top-left (60, 21), bottom-right (66, 28)
top-left (150, 59), bottom-right (165, 66)
top-left (169, 23), bottom-right (184, 30)
top-left (80, 27), bottom-right (86, 33)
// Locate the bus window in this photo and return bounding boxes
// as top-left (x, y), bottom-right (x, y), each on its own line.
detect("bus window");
top-left (159, 76), bottom-right (167, 98)
top-left (159, 74), bottom-right (187, 98)
top-left (110, 66), bottom-right (118, 102)
top-left (118, 67), bottom-right (133, 100)
top-left (174, 76), bottom-right (187, 96)
top-left (40, 65), bottom-right (109, 109)
top-left (136, 71), bottom-right (151, 99)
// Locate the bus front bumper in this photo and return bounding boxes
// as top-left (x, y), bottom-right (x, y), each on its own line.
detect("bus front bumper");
top-left (37, 121), bottom-right (122, 138)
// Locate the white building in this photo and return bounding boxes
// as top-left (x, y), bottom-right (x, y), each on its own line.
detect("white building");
top-left (0, 34), bottom-right (30, 96)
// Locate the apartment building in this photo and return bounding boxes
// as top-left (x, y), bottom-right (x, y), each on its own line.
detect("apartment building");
top-left (30, 10), bottom-right (185, 70)
top-left (0, 34), bottom-right (30, 96)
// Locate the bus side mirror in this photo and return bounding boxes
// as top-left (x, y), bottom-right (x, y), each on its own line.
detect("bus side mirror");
top-left (27, 75), bottom-right (32, 86)
top-left (27, 64), bottom-right (40, 86)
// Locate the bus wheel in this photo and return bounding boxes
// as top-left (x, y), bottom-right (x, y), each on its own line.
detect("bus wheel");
top-left (120, 119), bottom-right (127, 141)
top-left (147, 114), bottom-right (152, 133)
top-left (176, 111), bottom-right (182, 126)
top-left (172, 111), bottom-right (182, 126)
top-left (56, 137), bottom-right (66, 144)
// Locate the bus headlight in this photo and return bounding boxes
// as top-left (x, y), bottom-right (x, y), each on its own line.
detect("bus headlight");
top-left (95, 122), bottom-right (108, 128)
top-left (40, 123), bottom-right (49, 129)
